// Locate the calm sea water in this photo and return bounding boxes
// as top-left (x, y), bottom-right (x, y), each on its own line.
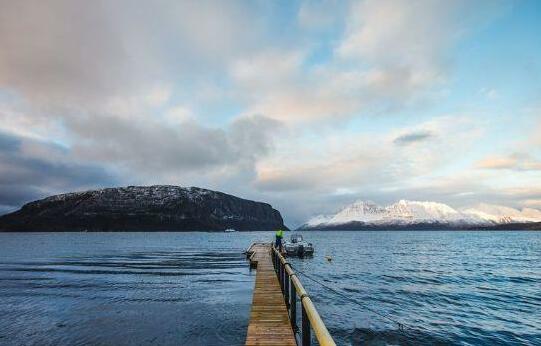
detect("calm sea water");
top-left (0, 231), bottom-right (539, 346)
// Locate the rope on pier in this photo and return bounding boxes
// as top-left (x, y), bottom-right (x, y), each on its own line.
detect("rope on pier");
top-left (290, 264), bottom-right (412, 333)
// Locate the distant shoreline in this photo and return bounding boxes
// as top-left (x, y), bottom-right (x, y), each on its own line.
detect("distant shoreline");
top-left (1, 228), bottom-right (540, 233)
top-left (297, 222), bottom-right (541, 231)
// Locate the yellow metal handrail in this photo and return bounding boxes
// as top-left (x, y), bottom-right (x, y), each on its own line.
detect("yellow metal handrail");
top-left (272, 246), bottom-right (336, 346)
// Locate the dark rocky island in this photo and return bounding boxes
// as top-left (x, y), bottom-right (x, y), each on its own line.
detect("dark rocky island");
top-left (0, 185), bottom-right (288, 232)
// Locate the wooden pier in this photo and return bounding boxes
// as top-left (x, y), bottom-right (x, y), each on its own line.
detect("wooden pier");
top-left (245, 242), bottom-right (336, 346)
top-left (245, 243), bottom-right (296, 345)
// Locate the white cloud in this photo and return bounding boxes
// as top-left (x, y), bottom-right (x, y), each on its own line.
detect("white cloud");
top-left (0, 0), bottom-right (532, 227)
top-left (337, 0), bottom-right (505, 76)
top-left (0, 0), bottom-right (264, 108)
top-left (164, 106), bottom-right (193, 125)
top-left (338, 0), bottom-right (459, 68)
top-left (524, 199), bottom-right (541, 208)
top-left (477, 153), bottom-right (541, 171)
top-left (256, 115), bottom-right (481, 192)
top-left (145, 85), bottom-right (172, 108)
top-left (228, 1), bottom-right (507, 124)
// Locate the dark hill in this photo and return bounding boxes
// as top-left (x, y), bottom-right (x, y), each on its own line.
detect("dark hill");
top-left (0, 185), bottom-right (287, 232)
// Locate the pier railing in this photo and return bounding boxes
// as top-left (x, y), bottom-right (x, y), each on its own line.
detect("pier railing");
top-left (271, 246), bottom-right (336, 346)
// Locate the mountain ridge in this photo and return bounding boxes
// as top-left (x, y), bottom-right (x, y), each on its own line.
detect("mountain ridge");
top-left (299, 200), bottom-right (541, 230)
top-left (0, 185), bottom-right (288, 232)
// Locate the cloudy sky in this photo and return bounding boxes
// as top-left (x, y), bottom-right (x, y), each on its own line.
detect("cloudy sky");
top-left (1, 0), bottom-right (540, 226)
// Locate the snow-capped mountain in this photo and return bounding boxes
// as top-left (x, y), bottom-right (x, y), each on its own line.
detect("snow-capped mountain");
top-left (300, 200), bottom-right (541, 230)
top-left (463, 204), bottom-right (541, 224)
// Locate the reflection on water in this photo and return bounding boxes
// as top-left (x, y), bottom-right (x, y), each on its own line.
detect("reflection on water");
top-left (0, 231), bottom-right (540, 345)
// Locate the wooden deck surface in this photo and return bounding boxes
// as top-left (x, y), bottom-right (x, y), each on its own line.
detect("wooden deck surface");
top-left (245, 243), bottom-right (297, 346)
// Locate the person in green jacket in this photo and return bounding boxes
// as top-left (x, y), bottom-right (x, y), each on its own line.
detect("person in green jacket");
top-left (275, 229), bottom-right (284, 252)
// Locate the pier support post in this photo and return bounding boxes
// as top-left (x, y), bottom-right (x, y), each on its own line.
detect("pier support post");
top-left (284, 269), bottom-right (290, 308)
top-left (278, 260), bottom-right (283, 292)
top-left (302, 303), bottom-right (311, 346)
top-left (281, 262), bottom-right (287, 293)
top-left (290, 282), bottom-right (297, 331)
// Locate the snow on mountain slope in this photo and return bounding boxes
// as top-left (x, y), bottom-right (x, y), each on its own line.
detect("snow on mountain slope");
top-left (463, 204), bottom-right (541, 223)
top-left (304, 200), bottom-right (541, 228)
top-left (328, 201), bottom-right (386, 224)
top-left (305, 214), bottom-right (334, 226)
top-left (384, 200), bottom-right (472, 223)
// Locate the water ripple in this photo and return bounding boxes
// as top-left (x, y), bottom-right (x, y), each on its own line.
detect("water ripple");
top-left (1, 231), bottom-right (540, 345)
top-left (0, 233), bottom-right (257, 346)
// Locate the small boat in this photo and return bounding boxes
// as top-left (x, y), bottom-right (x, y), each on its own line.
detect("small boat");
top-left (224, 228), bottom-right (237, 232)
top-left (284, 234), bottom-right (314, 257)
